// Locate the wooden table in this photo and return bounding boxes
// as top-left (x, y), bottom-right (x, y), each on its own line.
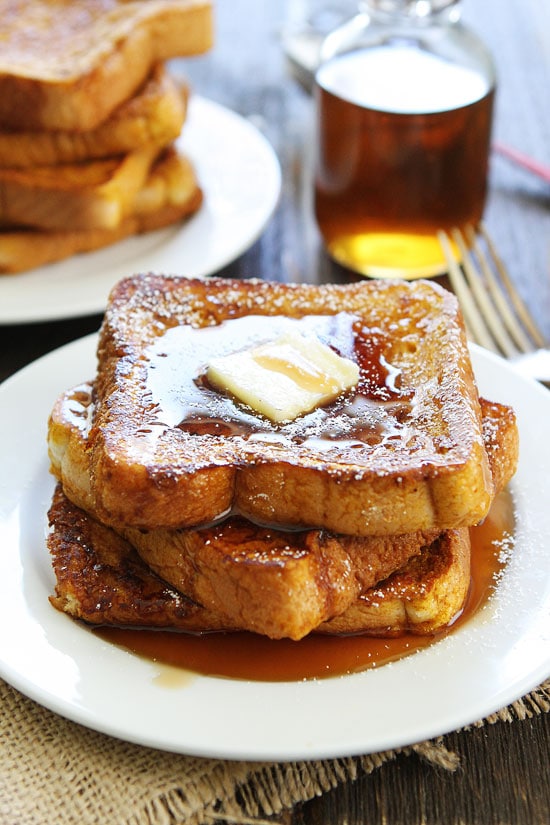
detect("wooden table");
top-left (1, 1), bottom-right (548, 823)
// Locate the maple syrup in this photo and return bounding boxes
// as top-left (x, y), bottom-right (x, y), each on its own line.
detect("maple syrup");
top-left (146, 312), bottom-right (414, 463)
top-left (313, 2), bottom-right (496, 278)
top-left (96, 490), bottom-right (514, 682)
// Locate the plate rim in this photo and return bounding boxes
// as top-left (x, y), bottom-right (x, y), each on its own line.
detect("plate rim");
top-left (0, 336), bottom-right (548, 761)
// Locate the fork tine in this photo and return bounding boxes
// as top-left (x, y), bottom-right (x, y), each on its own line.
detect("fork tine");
top-left (437, 229), bottom-right (498, 352)
top-left (477, 222), bottom-right (547, 349)
top-left (438, 225), bottom-right (547, 358)
top-left (452, 227), bottom-right (520, 358)
top-left (464, 224), bottom-right (532, 353)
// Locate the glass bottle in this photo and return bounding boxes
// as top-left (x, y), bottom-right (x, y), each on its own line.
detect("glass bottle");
top-left (313, 0), bottom-right (496, 278)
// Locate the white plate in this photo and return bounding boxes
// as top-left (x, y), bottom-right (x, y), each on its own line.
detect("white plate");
top-left (0, 97), bottom-right (281, 325)
top-left (0, 339), bottom-right (548, 761)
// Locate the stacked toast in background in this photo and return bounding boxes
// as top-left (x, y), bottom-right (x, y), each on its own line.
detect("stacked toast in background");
top-left (0, 0), bottom-right (213, 273)
top-left (46, 276), bottom-right (519, 642)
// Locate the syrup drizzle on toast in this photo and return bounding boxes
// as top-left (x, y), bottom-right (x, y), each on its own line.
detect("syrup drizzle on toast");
top-left (95, 490), bottom-right (514, 682)
top-left (145, 312), bottom-right (418, 455)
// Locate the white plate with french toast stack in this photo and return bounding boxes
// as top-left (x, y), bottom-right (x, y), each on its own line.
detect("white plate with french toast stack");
top-left (0, 96), bottom-right (281, 324)
top-left (0, 277), bottom-right (549, 761)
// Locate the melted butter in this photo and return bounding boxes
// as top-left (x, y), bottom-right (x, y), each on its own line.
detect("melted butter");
top-left (255, 348), bottom-right (337, 393)
top-left (207, 330), bottom-right (359, 423)
top-left (144, 313), bottom-right (414, 458)
top-left (252, 337), bottom-right (345, 395)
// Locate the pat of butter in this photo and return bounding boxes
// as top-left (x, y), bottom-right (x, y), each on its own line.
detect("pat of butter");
top-left (206, 330), bottom-right (359, 423)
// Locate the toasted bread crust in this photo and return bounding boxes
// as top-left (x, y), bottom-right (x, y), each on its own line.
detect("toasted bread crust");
top-left (0, 1), bottom-right (213, 131)
top-left (0, 148), bottom-right (202, 273)
top-left (47, 380), bottom-right (518, 639)
top-left (124, 522), bottom-right (439, 639)
top-left (48, 485), bottom-right (472, 638)
top-left (0, 143), bottom-right (162, 231)
top-left (48, 484), bottom-right (228, 631)
top-left (479, 397), bottom-right (519, 495)
top-left (89, 276), bottom-right (495, 534)
top-left (0, 64), bottom-right (188, 168)
top-left (317, 528), bottom-right (471, 636)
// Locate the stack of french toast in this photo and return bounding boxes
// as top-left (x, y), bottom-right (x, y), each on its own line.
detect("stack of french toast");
top-left (0, 0), bottom-right (213, 273)
top-left (46, 275), bottom-right (519, 642)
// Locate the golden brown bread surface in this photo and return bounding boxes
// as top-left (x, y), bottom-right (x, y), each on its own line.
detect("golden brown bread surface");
top-left (0, 64), bottom-right (188, 168)
top-left (48, 484), bottom-right (228, 632)
top-left (317, 529), bottom-right (471, 636)
top-left (0, 0), bottom-right (213, 131)
top-left (86, 276), bottom-right (495, 535)
top-left (0, 147), bottom-right (202, 273)
top-left (124, 521), bottom-right (438, 640)
top-left (0, 143), bottom-right (162, 231)
top-left (48, 382), bottom-right (441, 639)
top-left (47, 484), bottom-right (471, 638)
top-left (47, 380), bottom-right (518, 639)
top-left (479, 397), bottom-right (518, 496)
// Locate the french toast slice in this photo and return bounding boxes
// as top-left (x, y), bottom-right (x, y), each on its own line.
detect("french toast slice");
top-left (317, 528), bottom-right (471, 636)
top-left (0, 146), bottom-right (202, 273)
top-left (0, 0), bottom-right (213, 132)
top-left (0, 142), bottom-right (164, 231)
top-left (87, 276), bottom-right (495, 535)
top-left (48, 484), bottom-right (472, 638)
top-left (48, 484), bottom-right (228, 632)
top-left (48, 382), bottom-right (442, 639)
top-left (48, 381), bottom-right (518, 639)
top-left (0, 64), bottom-right (188, 168)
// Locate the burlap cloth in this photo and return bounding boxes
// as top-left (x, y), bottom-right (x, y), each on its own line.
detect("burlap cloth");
top-left (1, 678), bottom-right (548, 825)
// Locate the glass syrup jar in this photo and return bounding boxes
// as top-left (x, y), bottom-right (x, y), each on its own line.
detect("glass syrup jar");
top-left (313, 0), bottom-right (496, 278)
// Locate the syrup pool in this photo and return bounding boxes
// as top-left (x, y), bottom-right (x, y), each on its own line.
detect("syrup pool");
top-left (96, 490), bottom-right (514, 682)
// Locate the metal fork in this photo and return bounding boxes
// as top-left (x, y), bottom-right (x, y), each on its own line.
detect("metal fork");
top-left (438, 223), bottom-right (550, 385)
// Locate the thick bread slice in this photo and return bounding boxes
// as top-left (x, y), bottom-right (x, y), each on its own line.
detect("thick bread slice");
top-left (48, 383), bottom-right (440, 639)
top-left (48, 484), bottom-right (228, 632)
top-left (0, 146), bottom-right (202, 273)
top-left (0, 0), bottom-right (212, 132)
top-left (89, 276), bottom-right (495, 535)
top-left (125, 521), bottom-right (438, 640)
top-left (317, 528), bottom-right (471, 636)
top-left (49, 385), bottom-right (517, 526)
top-left (0, 143), bottom-right (163, 231)
top-left (47, 484), bottom-right (472, 638)
top-left (47, 383), bottom-right (518, 639)
top-left (479, 398), bottom-right (518, 496)
top-left (0, 64), bottom-right (188, 168)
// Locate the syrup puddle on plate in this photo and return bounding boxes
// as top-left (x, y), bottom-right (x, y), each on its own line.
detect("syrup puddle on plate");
top-left (95, 490), bottom-right (514, 683)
